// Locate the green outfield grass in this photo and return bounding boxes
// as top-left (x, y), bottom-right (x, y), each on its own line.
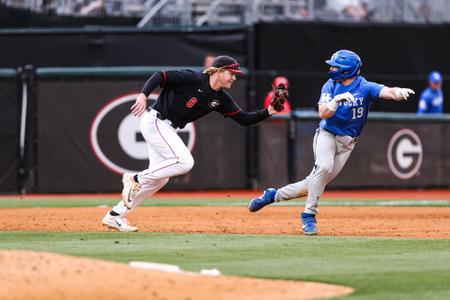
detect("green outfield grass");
top-left (1, 195), bottom-right (450, 299)
top-left (1, 232), bottom-right (450, 300)
top-left (1, 196), bottom-right (450, 208)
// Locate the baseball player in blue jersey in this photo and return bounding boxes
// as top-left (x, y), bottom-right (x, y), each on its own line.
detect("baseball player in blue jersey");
top-left (248, 49), bottom-right (415, 235)
top-left (417, 71), bottom-right (444, 114)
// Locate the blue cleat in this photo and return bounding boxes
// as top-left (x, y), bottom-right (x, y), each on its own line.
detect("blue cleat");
top-left (301, 212), bottom-right (318, 235)
top-left (248, 188), bottom-right (277, 212)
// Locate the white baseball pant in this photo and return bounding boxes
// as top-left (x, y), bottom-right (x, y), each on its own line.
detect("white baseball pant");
top-left (112, 109), bottom-right (194, 216)
top-left (275, 128), bottom-right (355, 214)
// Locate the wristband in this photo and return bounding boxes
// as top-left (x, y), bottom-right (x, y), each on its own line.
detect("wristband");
top-left (326, 100), bottom-right (338, 111)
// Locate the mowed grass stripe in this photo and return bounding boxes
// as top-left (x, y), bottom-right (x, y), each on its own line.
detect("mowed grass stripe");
top-left (0, 197), bottom-right (450, 208)
top-left (0, 232), bottom-right (450, 299)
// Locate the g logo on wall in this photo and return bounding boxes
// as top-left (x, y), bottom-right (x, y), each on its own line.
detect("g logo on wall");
top-left (387, 129), bottom-right (423, 180)
top-left (90, 93), bottom-right (196, 174)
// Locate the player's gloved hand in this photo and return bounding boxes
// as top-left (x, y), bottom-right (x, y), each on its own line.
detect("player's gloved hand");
top-left (327, 92), bottom-right (355, 111)
top-left (131, 93), bottom-right (148, 116)
top-left (394, 88), bottom-right (415, 101)
top-left (270, 83), bottom-right (289, 112)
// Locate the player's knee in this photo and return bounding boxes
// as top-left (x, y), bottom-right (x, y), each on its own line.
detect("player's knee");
top-left (315, 161), bottom-right (333, 175)
top-left (159, 177), bottom-right (170, 187)
top-left (178, 152), bottom-right (194, 173)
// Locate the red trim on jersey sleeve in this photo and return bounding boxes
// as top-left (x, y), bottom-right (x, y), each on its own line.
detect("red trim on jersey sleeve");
top-left (224, 109), bottom-right (241, 116)
top-left (162, 70), bottom-right (167, 86)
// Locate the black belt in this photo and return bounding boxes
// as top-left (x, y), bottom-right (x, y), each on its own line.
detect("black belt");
top-left (146, 108), bottom-right (177, 128)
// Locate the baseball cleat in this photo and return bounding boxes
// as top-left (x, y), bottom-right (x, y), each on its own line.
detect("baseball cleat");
top-left (301, 212), bottom-right (318, 235)
top-left (102, 212), bottom-right (139, 232)
top-left (121, 173), bottom-right (141, 209)
top-left (248, 188), bottom-right (277, 212)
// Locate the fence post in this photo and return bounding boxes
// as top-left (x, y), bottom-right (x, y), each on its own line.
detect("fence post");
top-left (287, 117), bottom-right (297, 183)
top-left (18, 64), bottom-right (37, 193)
top-left (246, 25), bottom-right (259, 189)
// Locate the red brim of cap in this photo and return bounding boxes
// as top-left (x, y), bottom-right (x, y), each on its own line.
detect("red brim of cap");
top-left (227, 69), bottom-right (245, 75)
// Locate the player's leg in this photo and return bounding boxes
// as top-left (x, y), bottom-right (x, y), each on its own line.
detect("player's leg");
top-left (128, 178), bottom-right (169, 212)
top-left (273, 136), bottom-right (353, 204)
top-left (274, 128), bottom-right (323, 202)
top-left (104, 111), bottom-right (193, 231)
top-left (304, 129), bottom-right (336, 214)
top-left (104, 144), bottom-right (170, 231)
top-left (139, 117), bottom-right (194, 181)
top-left (301, 135), bottom-right (355, 235)
top-left (328, 141), bottom-right (355, 183)
top-left (248, 128), bottom-right (318, 212)
top-left (121, 112), bottom-right (193, 208)
top-left (248, 169), bottom-right (312, 212)
top-left (103, 143), bottom-right (163, 232)
top-left (125, 143), bottom-right (170, 214)
top-left (301, 129), bottom-right (336, 235)
top-left (110, 145), bottom-right (169, 215)
top-left (280, 139), bottom-right (354, 200)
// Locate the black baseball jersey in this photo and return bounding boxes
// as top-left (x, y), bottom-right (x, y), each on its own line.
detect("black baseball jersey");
top-left (141, 69), bottom-right (269, 129)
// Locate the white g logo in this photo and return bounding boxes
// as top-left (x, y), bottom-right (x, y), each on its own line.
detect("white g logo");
top-left (90, 93), bottom-right (196, 174)
top-left (387, 129), bottom-right (423, 180)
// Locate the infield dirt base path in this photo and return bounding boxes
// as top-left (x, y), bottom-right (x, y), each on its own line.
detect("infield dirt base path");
top-left (1, 206), bottom-right (450, 238)
top-left (0, 250), bottom-right (353, 300)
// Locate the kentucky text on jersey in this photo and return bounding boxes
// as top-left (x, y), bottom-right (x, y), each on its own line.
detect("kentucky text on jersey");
top-left (318, 76), bottom-right (384, 137)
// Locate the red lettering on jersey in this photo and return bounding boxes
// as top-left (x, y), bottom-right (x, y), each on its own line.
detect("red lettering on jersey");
top-left (186, 97), bottom-right (198, 108)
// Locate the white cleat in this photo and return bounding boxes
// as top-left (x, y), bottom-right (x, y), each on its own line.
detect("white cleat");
top-left (121, 173), bottom-right (141, 209)
top-left (102, 213), bottom-right (139, 232)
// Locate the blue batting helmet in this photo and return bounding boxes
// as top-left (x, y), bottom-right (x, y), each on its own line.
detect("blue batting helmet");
top-left (326, 50), bottom-right (362, 81)
top-left (428, 71), bottom-right (442, 83)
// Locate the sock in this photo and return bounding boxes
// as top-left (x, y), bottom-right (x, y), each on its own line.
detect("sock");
top-left (134, 174), bottom-right (139, 183)
top-left (109, 210), bottom-right (120, 216)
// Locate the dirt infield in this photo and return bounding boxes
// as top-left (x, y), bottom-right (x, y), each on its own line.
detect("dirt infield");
top-left (0, 250), bottom-right (353, 300)
top-left (1, 206), bottom-right (450, 238)
top-left (2, 195), bottom-right (450, 300)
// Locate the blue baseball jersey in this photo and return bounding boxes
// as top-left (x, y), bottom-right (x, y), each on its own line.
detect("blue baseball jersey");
top-left (318, 76), bottom-right (384, 137)
top-left (417, 87), bottom-right (443, 114)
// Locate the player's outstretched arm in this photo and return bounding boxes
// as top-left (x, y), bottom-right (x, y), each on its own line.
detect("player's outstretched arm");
top-left (228, 107), bottom-right (276, 126)
top-left (380, 87), bottom-right (415, 101)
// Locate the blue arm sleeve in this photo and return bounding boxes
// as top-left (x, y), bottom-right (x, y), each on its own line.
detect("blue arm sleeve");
top-left (366, 82), bottom-right (384, 102)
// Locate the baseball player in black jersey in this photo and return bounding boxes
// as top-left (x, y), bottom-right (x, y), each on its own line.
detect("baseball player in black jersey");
top-left (103, 55), bottom-right (280, 231)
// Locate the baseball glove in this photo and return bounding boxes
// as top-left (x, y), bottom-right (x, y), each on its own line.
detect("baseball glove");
top-left (270, 83), bottom-right (289, 112)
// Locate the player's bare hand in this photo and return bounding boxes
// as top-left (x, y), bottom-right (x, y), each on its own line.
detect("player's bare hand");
top-left (333, 92), bottom-right (356, 103)
top-left (131, 93), bottom-right (148, 116)
top-left (326, 92), bottom-right (355, 112)
top-left (394, 88), bottom-right (415, 101)
top-left (268, 105), bottom-right (280, 115)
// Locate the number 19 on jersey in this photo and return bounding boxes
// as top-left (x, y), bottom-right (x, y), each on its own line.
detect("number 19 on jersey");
top-left (352, 107), bottom-right (364, 119)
